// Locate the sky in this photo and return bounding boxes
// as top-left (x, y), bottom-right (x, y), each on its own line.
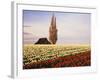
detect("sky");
top-left (23, 10), bottom-right (91, 44)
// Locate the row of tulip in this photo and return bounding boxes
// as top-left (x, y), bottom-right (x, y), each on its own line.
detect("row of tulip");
top-left (23, 45), bottom-right (90, 65)
top-left (23, 50), bottom-right (90, 69)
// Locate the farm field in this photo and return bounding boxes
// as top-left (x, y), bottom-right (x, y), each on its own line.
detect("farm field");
top-left (23, 44), bottom-right (91, 69)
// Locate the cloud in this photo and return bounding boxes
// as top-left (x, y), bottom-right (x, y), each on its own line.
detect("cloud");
top-left (23, 32), bottom-right (40, 44)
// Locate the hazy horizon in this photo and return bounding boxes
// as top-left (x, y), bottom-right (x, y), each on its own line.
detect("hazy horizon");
top-left (23, 10), bottom-right (91, 45)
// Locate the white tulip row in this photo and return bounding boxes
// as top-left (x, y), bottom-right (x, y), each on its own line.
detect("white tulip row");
top-left (23, 45), bottom-right (90, 64)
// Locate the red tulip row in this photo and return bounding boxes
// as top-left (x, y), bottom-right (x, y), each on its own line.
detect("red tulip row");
top-left (23, 51), bottom-right (90, 69)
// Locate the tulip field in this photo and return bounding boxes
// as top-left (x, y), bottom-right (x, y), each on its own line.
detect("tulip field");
top-left (23, 44), bottom-right (91, 69)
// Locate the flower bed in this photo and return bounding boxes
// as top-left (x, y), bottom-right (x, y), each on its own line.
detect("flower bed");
top-left (23, 50), bottom-right (90, 69)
